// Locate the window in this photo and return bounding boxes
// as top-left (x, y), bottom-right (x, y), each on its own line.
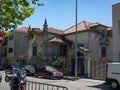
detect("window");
top-left (9, 35), bottom-right (14, 40)
top-left (8, 48), bottom-right (13, 53)
top-left (118, 21), bottom-right (120, 35)
top-left (32, 46), bottom-right (37, 56)
top-left (101, 46), bottom-right (106, 57)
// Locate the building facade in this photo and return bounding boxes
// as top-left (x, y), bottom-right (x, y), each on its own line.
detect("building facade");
top-left (27, 19), bottom-right (112, 79)
top-left (112, 3), bottom-right (120, 61)
top-left (6, 27), bottom-right (28, 65)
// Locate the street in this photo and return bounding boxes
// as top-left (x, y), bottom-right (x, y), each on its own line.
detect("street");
top-left (0, 71), bottom-right (112, 90)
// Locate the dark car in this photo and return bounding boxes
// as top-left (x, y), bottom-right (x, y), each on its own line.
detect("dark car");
top-left (5, 64), bottom-right (18, 73)
top-left (20, 65), bottom-right (35, 76)
top-left (35, 66), bottom-right (63, 79)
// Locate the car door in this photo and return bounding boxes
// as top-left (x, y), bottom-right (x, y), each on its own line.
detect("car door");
top-left (40, 67), bottom-right (47, 76)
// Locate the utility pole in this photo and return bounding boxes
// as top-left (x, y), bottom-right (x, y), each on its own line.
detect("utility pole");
top-left (75, 0), bottom-right (78, 80)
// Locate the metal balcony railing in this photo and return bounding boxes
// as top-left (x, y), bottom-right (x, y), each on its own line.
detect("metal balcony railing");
top-left (99, 37), bottom-right (109, 45)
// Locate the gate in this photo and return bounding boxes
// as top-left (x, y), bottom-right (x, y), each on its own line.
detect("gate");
top-left (25, 81), bottom-right (69, 90)
top-left (91, 60), bottom-right (109, 80)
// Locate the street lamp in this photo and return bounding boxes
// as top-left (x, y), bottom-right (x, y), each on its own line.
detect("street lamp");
top-left (75, 0), bottom-right (78, 80)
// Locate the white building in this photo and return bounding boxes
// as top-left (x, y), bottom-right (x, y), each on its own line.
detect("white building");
top-left (112, 3), bottom-right (120, 61)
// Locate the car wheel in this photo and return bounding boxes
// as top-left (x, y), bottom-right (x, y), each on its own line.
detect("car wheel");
top-left (44, 74), bottom-right (49, 79)
top-left (45, 74), bottom-right (52, 79)
top-left (46, 75), bottom-right (50, 79)
top-left (35, 74), bottom-right (38, 78)
top-left (110, 80), bottom-right (119, 89)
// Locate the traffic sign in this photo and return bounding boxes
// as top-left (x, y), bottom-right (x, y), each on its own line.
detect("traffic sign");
top-left (0, 31), bottom-right (4, 44)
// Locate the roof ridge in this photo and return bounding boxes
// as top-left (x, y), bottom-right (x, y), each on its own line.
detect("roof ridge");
top-left (83, 21), bottom-right (90, 29)
top-left (64, 21), bottom-right (83, 31)
top-left (65, 21), bottom-right (92, 31)
top-left (48, 27), bottom-right (63, 31)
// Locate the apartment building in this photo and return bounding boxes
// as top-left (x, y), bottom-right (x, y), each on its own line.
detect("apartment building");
top-left (112, 3), bottom-right (120, 61)
top-left (6, 27), bottom-right (28, 65)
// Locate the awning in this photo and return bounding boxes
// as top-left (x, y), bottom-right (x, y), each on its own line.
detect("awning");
top-left (45, 37), bottom-right (66, 44)
top-left (79, 47), bottom-right (92, 53)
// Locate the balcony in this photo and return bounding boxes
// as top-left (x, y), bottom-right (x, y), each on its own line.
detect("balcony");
top-left (99, 37), bottom-right (109, 45)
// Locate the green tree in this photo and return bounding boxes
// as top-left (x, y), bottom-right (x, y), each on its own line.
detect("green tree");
top-left (1, 30), bottom-right (10, 37)
top-left (0, 0), bottom-right (43, 30)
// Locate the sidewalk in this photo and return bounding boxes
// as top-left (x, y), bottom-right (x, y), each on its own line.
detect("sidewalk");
top-left (63, 76), bottom-right (81, 80)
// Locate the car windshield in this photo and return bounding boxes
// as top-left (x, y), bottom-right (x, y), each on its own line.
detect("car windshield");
top-left (46, 66), bottom-right (56, 71)
top-left (11, 65), bottom-right (17, 68)
top-left (25, 65), bottom-right (34, 70)
top-left (19, 67), bottom-right (25, 71)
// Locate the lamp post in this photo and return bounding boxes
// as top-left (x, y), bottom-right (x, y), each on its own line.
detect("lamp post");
top-left (75, 0), bottom-right (78, 80)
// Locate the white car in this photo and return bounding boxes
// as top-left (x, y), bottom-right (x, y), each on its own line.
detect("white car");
top-left (106, 62), bottom-right (120, 89)
top-left (0, 73), bottom-right (2, 82)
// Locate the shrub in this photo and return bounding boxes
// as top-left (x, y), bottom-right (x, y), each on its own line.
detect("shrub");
top-left (52, 56), bottom-right (66, 68)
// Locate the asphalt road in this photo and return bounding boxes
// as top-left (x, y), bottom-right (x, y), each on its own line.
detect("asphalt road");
top-left (0, 71), bottom-right (112, 90)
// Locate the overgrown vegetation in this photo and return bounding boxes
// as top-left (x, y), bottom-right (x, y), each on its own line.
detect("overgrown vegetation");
top-left (52, 56), bottom-right (66, 68)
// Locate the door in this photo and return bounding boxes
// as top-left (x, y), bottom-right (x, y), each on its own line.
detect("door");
top-left (71, 52), bottom-right (84, 76)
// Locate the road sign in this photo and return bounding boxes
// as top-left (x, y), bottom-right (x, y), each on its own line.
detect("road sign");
top-left (0, 31), bottom-right (4, 44)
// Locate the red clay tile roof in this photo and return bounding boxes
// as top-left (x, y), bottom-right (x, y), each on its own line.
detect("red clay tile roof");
top-left (47, 28), bottom-right (64, 35)
top-left (64, 21), bottom-right (110, 35)
top-left (64, 21), bottom-right (92, 34)
top-left (15, 27), bottom-right (29, 33)
top-left (32, 28), bottom-right (42, 34)
top-left (89, 22), bottom-right (109, 28)
top-left (25, 27), bottom-right (41, 37)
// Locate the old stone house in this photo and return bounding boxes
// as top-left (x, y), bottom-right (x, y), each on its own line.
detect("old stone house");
top-left (27, 19), bottom-right (112, 79)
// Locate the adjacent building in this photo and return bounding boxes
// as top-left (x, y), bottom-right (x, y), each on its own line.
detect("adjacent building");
top-left (6, 27), bottom-right (28, 65)
top-left (112, 3), bottom-right (120, 61)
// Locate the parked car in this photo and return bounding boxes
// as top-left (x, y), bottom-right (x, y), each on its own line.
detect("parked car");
top-left (0, 73), bottom-right (2, 82)
top-left (20, 65), bottom-right (35, 76)
top-left (106, 62), bottom-right (120, 89)
top-left (0, 66), bottom-right (2, 71)
top-left (5, 64), bottom-right (18, 73)
top-left (35, 66), bottom-right (63, 79)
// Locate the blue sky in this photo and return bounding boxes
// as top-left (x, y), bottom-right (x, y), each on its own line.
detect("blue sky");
top-left (19, 0), bottom-right (120, 30)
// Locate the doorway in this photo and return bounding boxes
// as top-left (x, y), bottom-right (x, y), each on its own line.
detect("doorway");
top-left (71, 51), bottom-right (84, 76)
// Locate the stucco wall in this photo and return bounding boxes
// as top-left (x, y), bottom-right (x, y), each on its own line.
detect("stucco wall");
top-left (14, 32), bottom-right (28, 57)
top-left (113, 3), bottom-right (120, 61)
top-left (28, 33), bottom-right (61, 61)
top-left (65, 31), bottom-right (112, 61)
top-left (7, 35), bottom-right (14, 57)
top-left (28, 34), bottom-right (44, 60)
top-left (65, 32), bottom-right (88, 47)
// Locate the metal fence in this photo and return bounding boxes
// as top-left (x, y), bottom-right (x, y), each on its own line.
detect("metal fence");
top-left (91, 59), bottom-right (109, 80)
top-left (25, 81), bottom-right (69, 90)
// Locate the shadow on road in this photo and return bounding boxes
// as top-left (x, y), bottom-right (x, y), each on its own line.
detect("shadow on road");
top-left (87, 83), bottom-right (112, 90)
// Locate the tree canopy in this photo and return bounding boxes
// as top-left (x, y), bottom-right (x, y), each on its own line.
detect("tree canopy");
top-left (0, 0), bottom-right (43, 31)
